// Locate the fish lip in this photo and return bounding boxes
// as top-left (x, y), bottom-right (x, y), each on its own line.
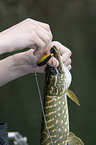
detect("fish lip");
top-left (51, 46), bottom-right (65, 73)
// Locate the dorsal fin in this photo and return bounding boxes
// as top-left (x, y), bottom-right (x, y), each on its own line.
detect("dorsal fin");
top-left (66, 89), bottom-right (80, 106)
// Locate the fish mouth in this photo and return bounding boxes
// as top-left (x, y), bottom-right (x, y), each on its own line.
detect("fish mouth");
top-left (50, 46), bottom-right (64, 73)
top-left (50, 45), bottom-right (60, 60)
top-left (45, 46), bottom-right (65, 77)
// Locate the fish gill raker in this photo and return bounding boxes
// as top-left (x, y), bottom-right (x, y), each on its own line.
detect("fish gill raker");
top-left (40, 46), bottom-right (84, 145)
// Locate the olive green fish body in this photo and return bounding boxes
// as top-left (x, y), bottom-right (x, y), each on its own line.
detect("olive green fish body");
top-left (41, 94), bottom-right (69, 144)
top-left (40, 46), bottom-right (71, 144)
top-left (40, 46), bottom-right (84, 145)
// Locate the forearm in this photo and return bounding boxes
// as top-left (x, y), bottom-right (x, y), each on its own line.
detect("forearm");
top-left (0, 56), bottom-right (24, 86)
top-left (0, 31), bottom-right (10, 54)
top-left (0, 50), bottom-right (36, 86)
top-left (0, 27), bottom-right (20, 54)
top-left (0, 19), bottom-right (72, 87)
top-left (0, 18), bottom-right (53, 55)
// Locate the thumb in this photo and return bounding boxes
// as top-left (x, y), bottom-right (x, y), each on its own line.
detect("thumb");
top-left (47, 56), bottom-right (59, 67)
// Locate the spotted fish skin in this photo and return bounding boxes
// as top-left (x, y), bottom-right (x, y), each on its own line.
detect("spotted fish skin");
top-left (41, 94), bottom-right (69, 145)
top-left (40, 46), bottom-right (71, 144)
top-left (40, 46), bottom-right (84, 145)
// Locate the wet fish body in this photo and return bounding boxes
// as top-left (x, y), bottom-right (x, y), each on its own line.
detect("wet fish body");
top-left (40, 46), bottom-right (84, 145)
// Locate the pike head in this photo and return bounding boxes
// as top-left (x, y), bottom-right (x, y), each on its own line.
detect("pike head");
top-left (44, 46), bottom-right (72, 98)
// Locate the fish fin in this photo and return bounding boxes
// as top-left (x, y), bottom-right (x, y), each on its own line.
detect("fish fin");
top-left (66, 89), bottom-right (80, 106)
top-left (67, 132), bottom-right (84, 145)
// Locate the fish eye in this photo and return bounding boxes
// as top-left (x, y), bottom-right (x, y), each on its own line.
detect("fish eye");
top-left (50, 67), bottom-right (57, 75)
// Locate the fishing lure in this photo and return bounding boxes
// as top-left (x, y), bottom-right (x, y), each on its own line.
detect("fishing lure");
top-left (37, 46), bottom-right (84, 144)
top-left (37, 54), bottom-right (53, 66)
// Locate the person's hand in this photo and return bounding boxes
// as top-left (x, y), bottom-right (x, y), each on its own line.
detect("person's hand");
top-left (0, 18), bottom-right (53, 86)
top-left (47, 41), bottom-right (72, 70)
top-left (0, 40), bottom-right (72, 86)
top-left (0, 18), bottom-right (72, 86)
top-left (0, 18), bottom-right (52, 55)
top-left (12, 41), bottom-right (72, 74)
top-left (36, 41), bottom-right (72, 72)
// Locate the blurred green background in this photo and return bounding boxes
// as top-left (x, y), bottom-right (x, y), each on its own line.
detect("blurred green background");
top-left (0, 0), bottom-right (96, 144)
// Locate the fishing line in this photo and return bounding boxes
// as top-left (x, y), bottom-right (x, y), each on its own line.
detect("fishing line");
top-left (35, 73), bottom-right (54, 145)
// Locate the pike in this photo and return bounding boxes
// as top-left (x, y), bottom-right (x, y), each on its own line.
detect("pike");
top-left (38, 46), bottom-right (84, 145)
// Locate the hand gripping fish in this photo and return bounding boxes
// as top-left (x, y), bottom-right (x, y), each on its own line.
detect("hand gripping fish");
top-left (38, 46), bottom-right (84, 145)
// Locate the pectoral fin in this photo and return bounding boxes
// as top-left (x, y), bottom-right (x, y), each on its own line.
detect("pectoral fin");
top-left (67, 132), bottom-right (84, 145)
top-left (66, 89), bottom-right (80, 106)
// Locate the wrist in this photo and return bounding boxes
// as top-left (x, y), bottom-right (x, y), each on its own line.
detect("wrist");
top-left (0, 31), bottom-right (11, 54)
top-left (0, 54), bottom-right (30, 86)
top-left (0, 49), bottom-right (41, 86)
top-left (12, 50), bottom-right (38, 74)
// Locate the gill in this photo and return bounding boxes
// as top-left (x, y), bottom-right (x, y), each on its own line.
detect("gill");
top-left (35, 53), bottom-right (54, 145)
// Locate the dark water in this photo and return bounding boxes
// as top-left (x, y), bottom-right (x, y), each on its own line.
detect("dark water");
top-left (0, 0), bottom-right (96, 144)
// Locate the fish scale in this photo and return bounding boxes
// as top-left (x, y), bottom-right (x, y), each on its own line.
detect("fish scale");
top-left (41, 94), bottom-right (69, 144)
top-left (40, 46), bottom-right (84, 145)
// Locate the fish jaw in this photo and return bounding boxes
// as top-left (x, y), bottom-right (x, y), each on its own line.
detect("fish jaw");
top-left (44, 54), bottom-right (72, 98)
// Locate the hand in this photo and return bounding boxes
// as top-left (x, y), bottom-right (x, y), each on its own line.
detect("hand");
top-left (7, 41), bottom-right (72, 76)
top-left (0, 18), bottom-right (53, 86)
top-left (0, 19), bottom-right (72, 86)
top-left (47, 41), bottom-right (72, 70)
top-left (0, 41), bottom-right (72, 86)
top-left (0, 18), bottom-right (52, 55)
top-left (15, 41), bottom-right (72, 74)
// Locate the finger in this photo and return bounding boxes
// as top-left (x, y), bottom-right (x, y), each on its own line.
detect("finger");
top-left (51, 41), bottom-right (65, 54)
top-left (26, 18), bottom-right (52, 36)
top-left (36, 29), bottom-right (52, 53)
top-left (67, 65), bottom-right (72, 70)
top-left (36, 21), bottom-right (52, 34)
top-left (52, 41), bottom-right (72, 56)
top-left (63, 58), bottom-right (71, 67)
top-left (36, 29), bottom-right (52, 51)
top-left (62, 51), bottom-right (71, 63)
top-left (46, 41), bottom-right (69, 55)
top-left (36, 65), bottom-right (46, 73)
top-left (36, 25), bottom-right (53, 40)
top-left (45, 40), bottom-right (52, 54)
top-left (47, 56), bottom-right (59, 67)
top-left (33, 34), bottom-right (46, 56)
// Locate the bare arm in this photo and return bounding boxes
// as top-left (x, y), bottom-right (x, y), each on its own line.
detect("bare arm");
top-left (0, 18), bottom-right (52, 55)
top-left (0, 49), bottom-right (38, 86)
top-left (0, 18), bottom-right (72, 87)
